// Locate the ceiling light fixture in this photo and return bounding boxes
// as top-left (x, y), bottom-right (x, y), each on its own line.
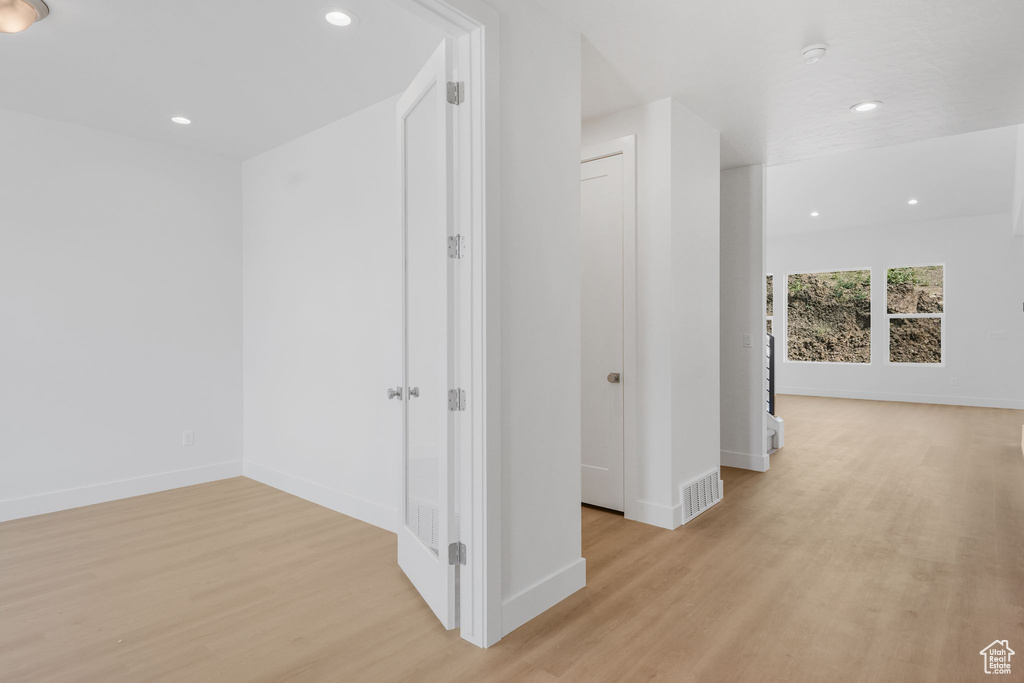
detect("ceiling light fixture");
top-left (0, 0), bottom-right (48, 34)
top-left (810, 212), bottom-right (820, 217)
top-left (325, 10), bottom-right (355, 27)
top-left (171, 116), bottom-right (192, 125)
top-left (908, 199), bottom-right (918, 205)
top-left (802, 43), bottom-right (829, 64)
top-left (850, 101), bottom-right (882, 113)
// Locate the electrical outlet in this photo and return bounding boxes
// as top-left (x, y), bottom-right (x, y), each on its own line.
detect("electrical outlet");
top-left (182, 430), bottom-right (195, 447)
top-left (951, 377), bottom-right (958, 386)
top-left (743, 334), bottom-right (752, 348)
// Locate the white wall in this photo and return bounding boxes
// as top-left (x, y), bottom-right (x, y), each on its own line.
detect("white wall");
top-left (720, 165), bottom-right (768, 472)
top-left (582, 98), bottom-right (721, 529)
top-left (768, 214), bottom-right (1024, 409)
top-left (482, 0), bottom-right (587, 637)
top-left (241, 96), bottom-right (402, 532)
top-left (0, 109), bottom-right (243, 521)
top-left (670, 104), bottom-right (722, 506)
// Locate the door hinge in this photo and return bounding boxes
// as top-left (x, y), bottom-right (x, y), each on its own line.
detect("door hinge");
top-left (448, 541), bottom-right (467, 566)
top-left (447, 234), bottom-right (463, 259)
top-left (447, 81), bottom-right (465, 106)
top-left (448, 388), bottom-right (466, 412)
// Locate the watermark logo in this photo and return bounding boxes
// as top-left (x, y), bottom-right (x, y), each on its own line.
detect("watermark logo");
top-left (980, 640), bottom-right (1014, 675)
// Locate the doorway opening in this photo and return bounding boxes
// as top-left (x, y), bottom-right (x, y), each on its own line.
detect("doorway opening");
top-left (390, 0), bottom-right (496, 647)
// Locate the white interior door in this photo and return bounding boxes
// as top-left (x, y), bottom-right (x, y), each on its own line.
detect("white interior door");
top-left (581, 154), bottom-right (625, 511)
top-left (397, 39), bottom-right (458, 629)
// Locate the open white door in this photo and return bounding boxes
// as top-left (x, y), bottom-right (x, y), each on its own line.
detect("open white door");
top-left (397, 39), bottom-right (458, 629)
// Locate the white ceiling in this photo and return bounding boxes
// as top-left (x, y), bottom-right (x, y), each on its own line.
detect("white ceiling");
top-left (549, 0), bottom-right (1024, 169)
top-left (767, 126), bottom-right (1019, 236)
top-left (7, 1), bottom-right (1024, 169)
top-left (0, 0), bottom-right (444, 160)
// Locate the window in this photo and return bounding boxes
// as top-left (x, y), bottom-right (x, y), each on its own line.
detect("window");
top-left (886, 265), bottom-right (944, 364)
top-left (766, 274), bottom-right (773, 334)
top-left (787, 269), bottom-right (871, 363)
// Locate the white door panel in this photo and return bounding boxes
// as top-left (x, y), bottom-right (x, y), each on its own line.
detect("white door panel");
top-left (581, 154), bottom-right (625, 511)
top-left (397, 38), bottom-right (457, 629)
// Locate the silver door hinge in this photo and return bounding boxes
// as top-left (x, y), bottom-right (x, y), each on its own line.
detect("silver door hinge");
top-left (447, 234), bottom-right (463, 259)
top-left (448, 541), bottom-right (467, 566)
top-left (448, 388), bottom-right (466, 411)
top-left (447, 81), bottom-right (465, 105)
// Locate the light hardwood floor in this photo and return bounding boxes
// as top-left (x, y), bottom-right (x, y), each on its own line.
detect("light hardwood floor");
top-left (2, 396), bottom-right (1023, 682)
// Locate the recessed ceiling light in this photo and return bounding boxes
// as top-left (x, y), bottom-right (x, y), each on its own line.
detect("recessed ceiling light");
top-left (850, 101), bottom-right (882, 113)
top-left (810, 212), bottom-right (820, 217)
top-left (0, 0), bottom-right (49, 34)
top-left (325, 10), bottom-right (355, 26)
top-left (908, 199), bottom-right (918, 205)
top-left (171, 117), bottom-right (192, 125)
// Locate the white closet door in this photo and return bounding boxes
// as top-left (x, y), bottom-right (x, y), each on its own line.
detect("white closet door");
top-left (581, 153), bottom-right (625, 511)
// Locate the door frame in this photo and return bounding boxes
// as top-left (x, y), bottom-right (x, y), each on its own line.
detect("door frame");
top-left (390, 0), bottom-right (501, 648)
top-left (581, 136), bottom-right (638, 522)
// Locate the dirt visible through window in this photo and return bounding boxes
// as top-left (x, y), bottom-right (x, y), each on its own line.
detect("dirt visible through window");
top-left (887, 266), bottom-right (943, 314)
top-left (787, 270), bottom-right (871, 363)
top-left (887, 266), bottom-right (944, 363)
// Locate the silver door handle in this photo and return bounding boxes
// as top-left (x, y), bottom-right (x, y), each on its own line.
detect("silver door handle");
top-left (408, 387), bottom-right (420, 399)
top-left (607, 373), bottom-right (621, 384)
top-left (388, 387), bottom-right (403, 400)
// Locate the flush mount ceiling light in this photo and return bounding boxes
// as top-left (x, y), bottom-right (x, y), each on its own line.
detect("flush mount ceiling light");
top-left (810, 212), bottom-right (820, 217)
top-left (802, 43), bottom-right (829, 64)
top-left (850, 101), bottom-right (882, 113)
top-left (908, 199), bottom-right (919, 205)
top-left (171, 116), bottom-right (192, 125)
top-left (0, 0), bottom-right (48, 34)
top-left (325, 10), bottom-right (356, 27)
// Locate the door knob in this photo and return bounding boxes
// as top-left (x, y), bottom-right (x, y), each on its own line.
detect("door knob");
top-left (607, 373), bottom-right (621, 384)
top-left (388, 387), bottom-right (403, 400)
top-left (408, 387), bottom-right (420, 399)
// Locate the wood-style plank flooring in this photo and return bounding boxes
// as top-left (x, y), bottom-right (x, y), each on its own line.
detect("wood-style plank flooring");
top-left (2, 396), bottom-right (1023, 682)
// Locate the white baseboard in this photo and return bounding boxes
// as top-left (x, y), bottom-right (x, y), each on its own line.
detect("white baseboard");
top-left (721, 450), bottom-right (770, 472)
top-left (777, 386), bottom-right (1024, 411)
top-left (501, 557), bottom-right (586, 637)
top-left (0, 460), bottom-right (244, 523)
top-left (630, 499), bottom-right (681, 530)
top-left (243, 461), bottom-right (398, 533)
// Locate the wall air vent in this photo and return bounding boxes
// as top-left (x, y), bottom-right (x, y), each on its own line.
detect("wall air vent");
top-left (407, 499), bottom-right (439, 550)
top-left (405, 501), bottom-right (461, 555)
top-left (681, 470), bottom-right (723, 524)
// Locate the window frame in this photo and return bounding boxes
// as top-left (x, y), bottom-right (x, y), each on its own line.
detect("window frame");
top-left (766, 273), bottom-right (774, 336)
top-left (783, 266), bottom-right (874, 366)
top-left (885, 262), bottom-right (946, 367)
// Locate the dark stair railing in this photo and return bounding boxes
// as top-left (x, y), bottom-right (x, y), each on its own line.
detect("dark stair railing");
top-left (766, 333), bottom-right (776, 417)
